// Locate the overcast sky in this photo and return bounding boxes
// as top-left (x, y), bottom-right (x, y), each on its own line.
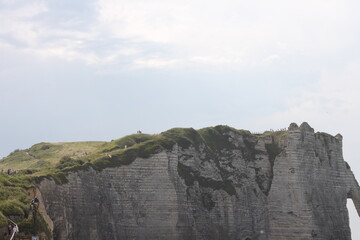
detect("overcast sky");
top-left (0, 0), bottom-right (359, 236)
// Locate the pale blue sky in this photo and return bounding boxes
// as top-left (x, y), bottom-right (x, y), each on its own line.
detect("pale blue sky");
top-left (0, 0), bottom-right (359, 236)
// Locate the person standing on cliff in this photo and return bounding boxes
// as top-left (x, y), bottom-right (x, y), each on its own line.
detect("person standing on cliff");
top-left (12, 225), bottom-right (18, 237)
top-left (7, 224), bottom-right (12, 236)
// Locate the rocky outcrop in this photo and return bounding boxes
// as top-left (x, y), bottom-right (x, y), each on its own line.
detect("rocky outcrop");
top-left (268, 122), bottom-right (359, 239)
top-left (37, 123), bottom-right (360, 240)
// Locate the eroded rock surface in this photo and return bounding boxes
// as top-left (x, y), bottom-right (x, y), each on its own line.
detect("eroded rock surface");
top-left (38, 123), bottom-right (360, 240)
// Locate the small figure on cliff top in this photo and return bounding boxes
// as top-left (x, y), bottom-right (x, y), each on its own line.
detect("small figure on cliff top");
top-left (7, 224), bottom-right (12, 235)
top-left (30, 198), bottom-right (40, 212)
top-left (31, 197), bottom-right (39, 204)
top-left (12, 225), bottom-right (18, 236)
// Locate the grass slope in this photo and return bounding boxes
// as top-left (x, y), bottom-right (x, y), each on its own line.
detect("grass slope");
top-left (0, 141), bottom-right (106, 171)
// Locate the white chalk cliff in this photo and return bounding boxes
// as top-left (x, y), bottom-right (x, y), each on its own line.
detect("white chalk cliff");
top-left (38, 123), bottom-right (360, 240)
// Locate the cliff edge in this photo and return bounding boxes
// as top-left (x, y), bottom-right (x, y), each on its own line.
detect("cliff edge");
top-left (35, 123), bottom-right (360, 240)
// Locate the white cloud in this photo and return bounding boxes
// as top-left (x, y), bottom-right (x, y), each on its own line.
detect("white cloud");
top-left (133, 58), bottom-right (181, 69)
top-left (262, 60), bottom-right (360, 126)
top-left (94, 0), bottom-right (360, 68)
top-left (1, 0), bottom-right (359, 68)
top-left (0, 1), bottom-right (143, 65)
top-left (190, 56), bottom-right (243, 65)
top-left (0, 2), bottom-right (48, 46)
top-left (262, 54), bottom-right (281, 64)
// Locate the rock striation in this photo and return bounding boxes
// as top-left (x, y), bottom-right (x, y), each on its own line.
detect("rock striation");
top-left (37, 123), bottom-right (360, 240)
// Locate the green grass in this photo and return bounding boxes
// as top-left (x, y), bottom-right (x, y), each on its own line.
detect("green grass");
top-left (0, 172), bottom-right (52, 236)
top-left (0, 126), bottom-right (290, 188)
top-left (101, 134), bottom-right (156, 152)
top-left (0, 175), bottom-right (32, 212)
top-left (0, 141), bottom-right (106, 171)
top-left (0, 211), bottom-right (7, 227)
top-left (0, 199), bottom-right (27, 216)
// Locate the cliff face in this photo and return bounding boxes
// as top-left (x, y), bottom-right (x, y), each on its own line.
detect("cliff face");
top-left (38, 123), bottom-right (360, 240)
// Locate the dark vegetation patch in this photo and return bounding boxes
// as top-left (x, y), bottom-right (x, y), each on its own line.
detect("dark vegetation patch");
top-left (243, 139), bottom-right (257, 160)
top-left (261, 138), bottom-right (284, 195)
top-left (198, 125), bottom-right (251, 152)
top-left (0, 211), bottom-right (6, 227)
top-left (198, 126), bottom-right (235, 151)
top-left (56, 156), bottom-right (85, 170)
top-left (265, 142), bottom-right (283, 165)
top-left (177, 162), bottom-right (236, 196)
top-left (162, 128), bottom-right (203, 149)
top-left (18, 210), bottom-right (52, 238)
top-left (33, 172), bottom-right (69, 185)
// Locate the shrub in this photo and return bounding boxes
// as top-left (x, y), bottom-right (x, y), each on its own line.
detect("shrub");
top-left (18, 210), bottom-right (52, 238)
top-left (0, 211), bottom-right (7, 227)
top-left (0, 200), bottom-right (26, 216)
top-left (56, 156), bottom-right (84, 170)
top-left (9, 149), bottom-right (20, 155)
top-left (0, 187), bottom-right (27, 202)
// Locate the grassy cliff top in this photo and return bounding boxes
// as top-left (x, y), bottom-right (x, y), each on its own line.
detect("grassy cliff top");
top-left (0, 141), bottom-right (106, 171)
top-left (2, 124), bottom-right (341, 180)
top-left (1, 126), bottom-right (287, 176)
